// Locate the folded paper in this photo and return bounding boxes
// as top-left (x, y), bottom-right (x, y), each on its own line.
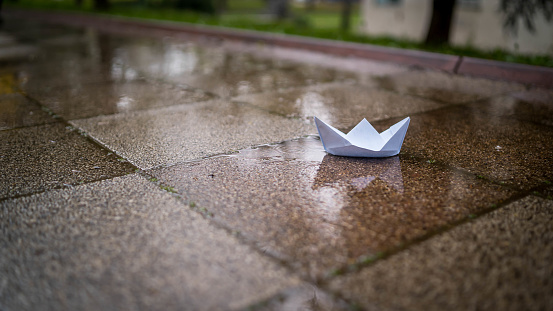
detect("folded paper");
top-left (314, 117), bottom-right (410, 157)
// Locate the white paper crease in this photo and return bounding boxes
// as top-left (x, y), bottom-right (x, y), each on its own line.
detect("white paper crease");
top-left (314, 116), bottom-right (410, 157)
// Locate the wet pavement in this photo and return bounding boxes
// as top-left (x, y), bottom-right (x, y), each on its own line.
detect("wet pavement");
top-left (1, 12), bottom-right (553, 311)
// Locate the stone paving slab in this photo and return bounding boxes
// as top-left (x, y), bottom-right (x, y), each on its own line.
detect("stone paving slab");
top-left (328, 195), bottom-right (553, 311)
top-left (71, 100), bottom-right (313, 169)
top-left (375, 105), bottom-right (553, 190)
top-left (466, 88), bottom-right (553, 127)
top-left (18, 35), bottom-right (146, 92)
top-left (233, 83), bottom-right (447, 129)
top-left (0, 174), bottom-right (300, 311)
top-left (149, 137), bottom-right (517, 279)
top-left (0, 122), bottom-right (135, 200)
top-left (374, 70), bottom-right (526, 104)
top-left (120, 39), bottom-right (357, 98)
top-left (26, 79), bottom-right (213, 120)
top-left (0, 94), bottom-right (56, 130)
top-left (3, 11), bottom-right (553, 311)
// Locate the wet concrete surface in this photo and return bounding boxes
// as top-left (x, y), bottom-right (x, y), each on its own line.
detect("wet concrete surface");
top-left (329, 195), bottom-right (553, 311)
top-left (26, 78), bottom-right (214, 120)
top-left (0, 174), bottom-right (299, 310)
top-left (248, 284), bottom-right (351, 311)
top-left (149, 137), bottom-right (517, 279)
top-left (2, 12), bottom-right (553, 311)
top-left (376, 105), bottom-right (553, 190)
top-left (0, 122), bottom-right (135, 199)
top-left (234, 83), bottom-right (447, 129)
top-left (117, 39), bottom-right (358, 98)
top-left (467, 88), bottom-right (553, 127)
top-left (0, 93), bottom-right (56, 130)
top-left (375, 70), bottom-right (526, 104)
top-left (71, 100), bottom-right (313, 169)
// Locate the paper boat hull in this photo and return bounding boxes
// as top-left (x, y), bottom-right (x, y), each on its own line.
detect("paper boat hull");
top-left (314, 117), bottom-right (410, 158)
top-left (323, 145), bottom-right (402, 157)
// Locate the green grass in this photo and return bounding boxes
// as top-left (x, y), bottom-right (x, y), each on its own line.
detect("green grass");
top-left (6, 0), bottom-right (553, 67)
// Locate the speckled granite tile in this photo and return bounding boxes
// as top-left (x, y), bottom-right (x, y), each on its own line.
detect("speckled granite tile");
top-left (0, 174), bottom-right (299, 311)
top-left (374, 70), bottom-right (526, 104)
top-left (0, 122), bottom-right (135, 199)
top-left (0, 94), bottom-right (56, 130)
top-left (375, 105), bottom-right (553, 189)
top-left (124, 40), bottom-right (357, 97)
top-left (328, 195), bottom-right (553, 311)
top-left (26, 79), bottom-right (213, 120)
top-left (468, 88), bottom-right (553, 127)
top-left (71, 100), bottom-right (313, 169)
top-left (234, 83), bottom-right (446, 129)
top-left (18, 32), bottom-right (148, 93)
top-left (149, 137), bottom-right (516, 279)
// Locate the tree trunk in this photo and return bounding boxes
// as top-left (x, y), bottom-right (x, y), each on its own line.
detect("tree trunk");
top-left (340, 0), bottom-right (353, 32)
top-left (267, 0), bottom-right (289, 20)
top-left (424, 0), bottom-right (456, 45)
top-left (215, 0), bottom-right (227, 15)
top-left (305, 0), bottom-right (315, 11)
top-left (93, 0), bottom-right (110, 10)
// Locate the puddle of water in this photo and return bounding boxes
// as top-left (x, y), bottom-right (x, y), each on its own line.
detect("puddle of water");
top-left (226, 136), bottom-right (327, 163)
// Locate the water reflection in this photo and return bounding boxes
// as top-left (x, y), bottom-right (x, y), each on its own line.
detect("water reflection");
top-left (314, 155), bottom-right (404, 193)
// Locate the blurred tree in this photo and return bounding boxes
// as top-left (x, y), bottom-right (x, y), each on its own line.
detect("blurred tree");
top-left (214, 0), bottom-right (227, 14)
top-left (94, 0), bottom-right (109, 10)
top-left (500, 0), bottom-right (553, 34)
top-left (267, 0), bottom-right (289, 20)
top-left (305, 0), bottom-right (315, 11)
top-left (424, 0), bottom-right (456, 45)
top-left (173, 0), bottom-right (215, 13)
top-left (340, 0), bottom-right (353, 32)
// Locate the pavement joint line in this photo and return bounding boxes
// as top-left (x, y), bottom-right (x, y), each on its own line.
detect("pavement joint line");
top-left (0, 120), bottom-right (63, 133)
top-left (19, 92), bottom-right (141, 170)
top-left (317, 185), bottom-right (538, 283)
top-left (241, 285), bottom-right (359, 311)
top-left (0, 93), bottom-right (140, 201)
top-left (0, 173), bottom-right (136, 203)
top-left (140, 136), bottom-right (528, 284)
top-left (141, 134), bottom-right (315, 172)
top-left (136, 169), bottom-right (333, 290)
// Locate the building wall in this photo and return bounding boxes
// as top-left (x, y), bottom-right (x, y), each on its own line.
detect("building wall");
top-left (360, 0), bottom-right (553, 55)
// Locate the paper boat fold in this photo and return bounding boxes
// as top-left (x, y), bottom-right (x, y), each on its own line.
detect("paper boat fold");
top-left (314, 116), bottom-right (410, 157)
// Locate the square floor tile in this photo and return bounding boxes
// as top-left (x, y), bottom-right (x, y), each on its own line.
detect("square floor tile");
top-left (329, 195), bottom-right (553, 311)
top-left (71, 100), bottom-right (313, 169)
top-left (374, 70), bottom-right (526, 104)
top-left (376, 105), bottom-right (553, 189)
top-left (0, 94), bottom-right (56, 130)
top-left (0, 122), bottom-right (135, 199)
top-left (1, 174), bottom-right (298, 310)
top-left (234, 83), bottom-right (446, 129)
top-left (26, 79), bottom-right (213, 120)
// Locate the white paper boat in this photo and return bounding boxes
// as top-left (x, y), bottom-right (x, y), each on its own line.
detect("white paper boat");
top-left (314, 117), bottom-right (410, 157)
